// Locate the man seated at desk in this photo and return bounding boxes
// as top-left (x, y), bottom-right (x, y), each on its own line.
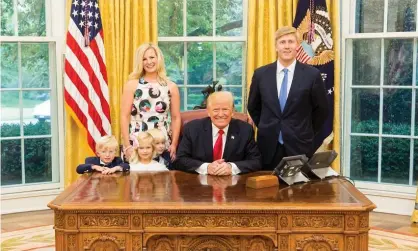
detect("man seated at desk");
top-left (176, 91), bottom-right (262, 175)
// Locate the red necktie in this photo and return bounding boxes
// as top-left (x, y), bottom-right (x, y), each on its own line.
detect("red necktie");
top-left (213, 129), bottom-right (224, 161)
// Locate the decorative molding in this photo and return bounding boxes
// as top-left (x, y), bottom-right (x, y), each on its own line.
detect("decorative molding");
top-left (359, 215), bottom-right (369, 228)
top-left (144, 215), bottom-right (276, 228)
top-left (132, 215), bottom-right (141, 228)
top-left (295, 235), bottom-right (339, 251)
top-left (346, 216), bottom-right (356, 228)
top-left (67, 216), bottom-right (76, 227)
top-left (279, 235), bottom-right (289, 251)
top-left (83, 233), bottom-right (125, 249)
top-left (280, 216), bottom-right (289, 228)
top-left (347, 236), bottom-right (356, 251)
top-left (132, 235), bottom-right (142, 251)
top-left (79, 215), bottom-right (129, 228)
top-left (67, 234), bottom-right (76, 248)
top-left (55, 210), bottom-right (65, 228)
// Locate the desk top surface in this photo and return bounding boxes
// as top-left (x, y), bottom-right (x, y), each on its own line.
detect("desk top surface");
top-left (48, 171), bottom-right (375, 212)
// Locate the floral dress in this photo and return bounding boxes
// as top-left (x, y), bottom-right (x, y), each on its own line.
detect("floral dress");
top-left (129, 78), bottom-right (171, 148)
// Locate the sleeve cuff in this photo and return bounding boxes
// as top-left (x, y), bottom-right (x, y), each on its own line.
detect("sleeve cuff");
top-left (229, 162), bottom-right (241, 176)
top-left (196, 163), bottom-right (209, 175)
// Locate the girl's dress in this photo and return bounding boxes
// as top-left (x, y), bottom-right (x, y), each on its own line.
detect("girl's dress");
top-left (130, 160), bottom-right (169, 172)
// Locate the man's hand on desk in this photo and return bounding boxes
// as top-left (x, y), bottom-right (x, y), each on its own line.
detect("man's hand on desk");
top-left (208, 159), bottom-right (232, 176)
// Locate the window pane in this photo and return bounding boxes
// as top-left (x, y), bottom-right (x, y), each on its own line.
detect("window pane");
top-left (187, 42), bottom-right (213, 85)
top-left (416, 91), bottom-right (418, 136)
top-left (350, 136), bottom-right (378, 182)
top-left (216, 42), bottom-right (243, 85)
top-left (186, 87), bottom-right (205, 110)
top-left (21, 43), bottom-right (50, 88)
top-left (17, 0), bottom-right (46, 36)
top-left (387, 0), bottom-right (416, 32)
top-left (1, 43), bottom-right (19, 89)
top-left (351, 88), bottom-right (379, 134)
top-left (216, 0), bottom-right (243, 36)
top-left (159, 42), bottom-right (184, 85)
top-left (179, 87), bottom-right (185, 111)
top-left (383, 89), bottom-right (411, 135)
top-left (221, 86), bottom-right (242, 112)
top-left (355, 0), bottom-right (384, 33)
top-left (414, 140), bottom-right (418, 184)
top-left (24, 137), bottom-right (52, 183)
top-left (1, 0), bottom-right (15, 36)
top-left (0, 91), bottom-right (20, 137)
top-left (158, 0), bottom-right (183, 36)
top-left (22, 91), bottom-right (50, 135)
top-left (381, 138), bottom-right (410, 184)
top-left (384, 39), bottom-right (413, 86)
top-left (1, 139), bottom-right (22, 185)
top-left (352, 39), bottom-right (381, 86)
top-left (187, 0), bottom-right (212, 36)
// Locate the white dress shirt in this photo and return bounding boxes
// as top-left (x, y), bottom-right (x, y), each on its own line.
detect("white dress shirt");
top-left (195, 123), bottom-right (241, 175)
top-left (276, 59), bottom-right (297, 100)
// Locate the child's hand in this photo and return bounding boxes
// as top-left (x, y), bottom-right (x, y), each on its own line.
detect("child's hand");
top-left (102, 166), bottom-right (121, 175)
top-left (92, 165), bottom-right (106, 172)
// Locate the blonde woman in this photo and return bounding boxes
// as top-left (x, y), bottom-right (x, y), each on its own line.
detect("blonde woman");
top-left (121, 43), bottom-right (181, 162)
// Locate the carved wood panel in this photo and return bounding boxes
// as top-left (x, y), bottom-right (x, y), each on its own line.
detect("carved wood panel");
top-left (79, 215), bottom-right (129, 228)
top-left (146, 235), bottom-right (275, 251)
top-left (292, 215), bottom-right (343, 229)
top-left (144, 214), bottom-right (276, 229)
top-left (292, 234), bottom-right (343, 251)
top-left (82, 233), bottom-right (126, 251)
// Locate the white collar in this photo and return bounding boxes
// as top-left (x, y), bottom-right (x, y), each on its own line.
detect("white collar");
top-left (211, 123), bottom-right (229, 137)
top-left (277, 59), bottom-right (297, 74)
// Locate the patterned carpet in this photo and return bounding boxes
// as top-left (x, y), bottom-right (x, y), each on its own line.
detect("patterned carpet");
top-left (1, 225), bottom-right (417, 251)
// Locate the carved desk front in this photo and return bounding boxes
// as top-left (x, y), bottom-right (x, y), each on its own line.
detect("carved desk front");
top-left (48, 171), bottom-right (375, 251)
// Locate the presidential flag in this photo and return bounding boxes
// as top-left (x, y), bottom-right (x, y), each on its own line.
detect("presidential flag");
top-left (64, 0), bottom-right (111, 152)
top-left (293, 0), bottom-right (334, 151)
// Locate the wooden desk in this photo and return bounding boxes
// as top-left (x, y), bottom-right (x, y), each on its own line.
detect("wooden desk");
top-left (48, 171), bottom-right (375, 251)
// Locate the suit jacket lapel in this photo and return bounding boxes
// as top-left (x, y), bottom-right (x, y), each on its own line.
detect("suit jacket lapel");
top-left (223, 119), bottom-right (239, 160)
top-left (266, 62), bottom-right (281, 117)
top-left (283, 61), bottom-right (303, 115)
top-left (203, 118), bottom-right (214, 161)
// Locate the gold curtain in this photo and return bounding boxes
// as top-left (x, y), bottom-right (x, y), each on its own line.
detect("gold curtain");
top-left (246, 0), bottom-right (341, 172)
top-left (64, 0), bottom-right (158, 187)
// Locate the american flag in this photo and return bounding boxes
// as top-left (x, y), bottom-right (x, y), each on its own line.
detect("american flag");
top-left (64, 0), bottom-right (111, 151)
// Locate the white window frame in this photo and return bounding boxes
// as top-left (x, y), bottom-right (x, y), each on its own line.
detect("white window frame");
top-left (158, 0), bottom-right (248, 111)
top-left (342, 0), bottom-right (417, 214)
top-left (0, 0), bottom-right (65, 198)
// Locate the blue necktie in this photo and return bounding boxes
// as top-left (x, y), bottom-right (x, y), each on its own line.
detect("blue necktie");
top-left (279, 68), bottom-right (288, 144)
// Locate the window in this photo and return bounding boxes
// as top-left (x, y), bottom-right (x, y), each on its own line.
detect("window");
top-left (0, 0), bottom-right (64, 194)
top-left (157, 0), bottom-right (247, 111)
top-left (343, 0), bottom-right (418, 190)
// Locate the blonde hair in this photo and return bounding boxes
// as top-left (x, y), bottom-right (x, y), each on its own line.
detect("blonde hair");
top-left (206, 91), bottom-right (234, 109)
top-left (128, 43), bottom-right (169, 85)
top-left (147, 128), bottom-right (166, 143)
top-left (96, 135), bottom-right (118, 152)
top-left (274, 26), bottom-right (299, 43)
top-left (129, 132), bottom-right (156, 163)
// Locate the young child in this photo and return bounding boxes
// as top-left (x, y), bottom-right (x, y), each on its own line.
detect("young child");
top-left (76, 135), bottom-right (130, 174)
top-left (129, 132), bottom-right (169, 171)
top-left (147, 128), bottom-right (171, 169)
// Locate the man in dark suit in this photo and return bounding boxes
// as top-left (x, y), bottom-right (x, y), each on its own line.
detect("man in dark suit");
top-left (248, 26), bottom-right (329, 171)
top-left (176, 91), bottom-right (261, 175)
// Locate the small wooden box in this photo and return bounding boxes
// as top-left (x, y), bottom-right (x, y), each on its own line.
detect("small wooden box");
top-left (246, 175), bottom-right (279, 189)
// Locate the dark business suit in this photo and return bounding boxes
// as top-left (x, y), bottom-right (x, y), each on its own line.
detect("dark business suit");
top-left (248, 61), bottom-right (328, 170)
top-left (76, 157), bottom-right (130, 174)
top-left (175, 117), bottom-right (262, 174)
